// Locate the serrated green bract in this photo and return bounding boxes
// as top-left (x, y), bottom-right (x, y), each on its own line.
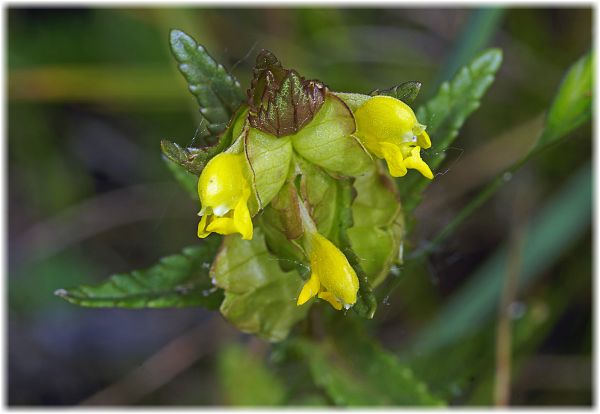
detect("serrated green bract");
top-left (402, 48), bottom-right (503, 212)
top-left (291, 95), bottom-right (372, 177)
top-left (161, 105), bottom-right (249, 176)
top-left (169, 29), bottom-right (245, 137)
top-left (349, 165), bottom-right (404, 287)
top-left (537, 51), bottom-right (592, 150)
top-left (55, 238), bottom-right (223, 309)
top-left (211, 230), bottom-right (308, 342)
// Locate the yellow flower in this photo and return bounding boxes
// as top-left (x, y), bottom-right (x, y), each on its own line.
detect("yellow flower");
top-left (296, 232), bottom-right (359, 310)
top-left (197, 153), bottom-right (253, 240)
top-left (354, 95), bottom-right (434, 179)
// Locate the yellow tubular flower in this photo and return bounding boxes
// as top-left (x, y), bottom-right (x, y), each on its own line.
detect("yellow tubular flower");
top-left (197, 153), bottom-right (253, 240)
top-left (354, 95), bottom-right (434, 179)
top-left (297, 232), bottom-right (359, 310)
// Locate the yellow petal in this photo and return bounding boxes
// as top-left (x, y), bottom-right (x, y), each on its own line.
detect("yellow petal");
top-left (404, 146), bottom-right (434, 179)
top-left (317, 291), bottom-right (343, 310)
top-left (233, 190), bottom-right (253, 240)
top-left (198, 153), bottom-right (247, 210)
top-left (206, 216), bottom-right (238, 235)
top-left (297, 271), bottom-right (320, 306)
top-left (417, 130), bottom-right (431, 149)
top-left (354, 96), bottom-right (417, 143)
top-left (196, 152), bottom-right (255, 240)
top-left (379, 142), bottom-right (408, 177)
top-left (309, 233), bottom-right (359, 306)
top-left (197, 214), bottom-right (211, 238)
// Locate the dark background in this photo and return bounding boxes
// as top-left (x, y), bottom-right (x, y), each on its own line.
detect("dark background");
top-left (8, 7), bottom-right (592, 406)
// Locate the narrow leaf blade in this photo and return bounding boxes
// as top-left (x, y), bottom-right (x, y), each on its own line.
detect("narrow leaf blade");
top-left (536, 51), bottom-right (592, 150)
top-left (56, 238), bottom-right (223, 309)
top-left (401, 48), bottom-right (503, 212)
top-left (169, 29), bottom-right (245, 135)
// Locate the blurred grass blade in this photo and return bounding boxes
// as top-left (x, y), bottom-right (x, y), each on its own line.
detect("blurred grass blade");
top-left (429, 7), bottom-right (505, 96)
top-left (294, 321), bottom-right (444, 406)
top-left (534, 51), bottom-right (592, 151)
top-left (218, 344), bottom-right (286, 406)
top-left (55, 237), bottom-right (223, 308)
top-left (169, 29), bottom-right (245, 137)
top-left (401, 48), bottom-right (503, 212)
top-left (409, 162), bottom-right (591, 354)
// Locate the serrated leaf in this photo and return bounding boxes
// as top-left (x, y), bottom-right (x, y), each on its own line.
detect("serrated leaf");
top-left (161, 105), bottom-right (248, 176)
top-left (370, 81), bottom-right (422, 103)
top-left (293, 320), bottom-right (444, 406)
top-left (169, 29), bottom-right (245, 136)
top-left (212, 230), bottom-right (308, 342)
top-left (401, 48), bottom-right (503, 212)
top-left (536, 51), bottom-right (592, 150)
top-left (218, 343), bottom-right (286, 406)
top-left (56, 237), bottom-right (223, 308)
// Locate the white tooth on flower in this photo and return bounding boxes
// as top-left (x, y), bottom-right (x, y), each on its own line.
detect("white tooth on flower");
top-left (213, 205), bottom-right (230, 216)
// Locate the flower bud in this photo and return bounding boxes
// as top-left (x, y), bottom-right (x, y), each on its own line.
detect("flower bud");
top-left (197, 152), bottom-right (253, 240)
top-left (354, 95), bottom-right (433, 179)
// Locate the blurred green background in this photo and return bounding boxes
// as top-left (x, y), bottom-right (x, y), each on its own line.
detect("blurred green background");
top-left (8, 7), bottom-right (592, 406)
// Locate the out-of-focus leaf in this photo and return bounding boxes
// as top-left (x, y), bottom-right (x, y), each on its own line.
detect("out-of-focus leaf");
top-left (55, 237), bottom-right (223, 308)
top-left (292, 320), bottom-right (444, 406)
top-left (162, 155), bottom-right (198, 200)
top-left (370, 81), bottom-right (422, 103)
top-left (467, 263), bottom-right (589, 404)
top-left (218, 343), bottom-right (286, 406)
top-left (401, 48), bottom-right (503, 212)
top-left (406, 264), bottom-right (585, 403)
top-left (429, 8), bottom-right (505, 95)
top-left (212, 230), bottom-right (308, 342)
top-left (169, 29), bottom-right (245, 137)
top-left (535, 51), bottom-right (592, 150)
top-left (409, 162), bottom-right (591, 354)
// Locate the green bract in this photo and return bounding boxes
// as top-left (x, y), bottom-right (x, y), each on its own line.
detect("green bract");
top-left (212, 230), bottom-right (308, 342)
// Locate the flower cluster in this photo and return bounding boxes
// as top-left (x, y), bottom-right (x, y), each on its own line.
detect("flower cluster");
top-left (195, 51), bottom-right (433, 312)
